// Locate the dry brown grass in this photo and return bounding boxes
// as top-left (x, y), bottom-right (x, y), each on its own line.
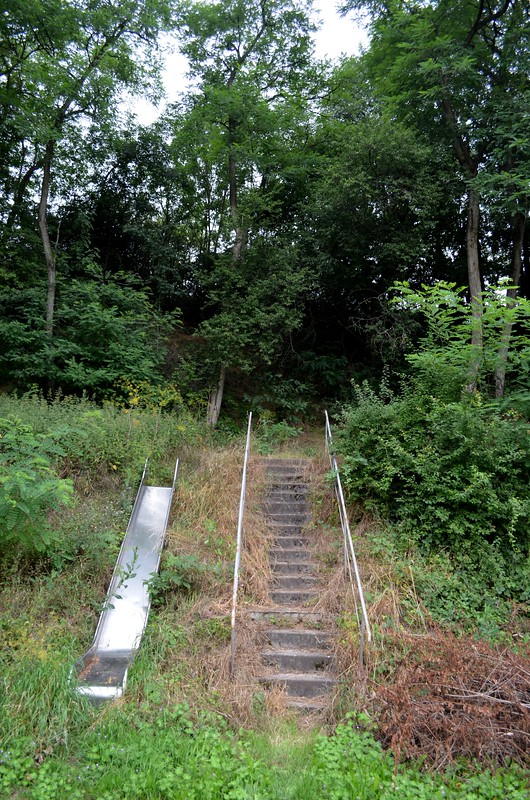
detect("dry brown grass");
top-left (165, 448), bottom-right (272, 602)
top-left (311, 492), bottom-right (530, 769)
top-left (144, 446), bottom-right (277, 727)
top-left (375, 630), bottom-right (530, 769)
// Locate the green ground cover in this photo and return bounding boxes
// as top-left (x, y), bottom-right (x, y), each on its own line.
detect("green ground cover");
top-left (1, 395), bottom-right (529, 799)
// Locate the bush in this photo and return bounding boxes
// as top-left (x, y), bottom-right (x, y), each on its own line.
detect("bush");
top-left (255, 415), bottom-right (302, 454)
top-left (147, 554), bottom-right (220, 605)
top-left (339, 382), bottom-right (530, 559)
top-left (337, 282), bottom-right (530, 621)
top-left (0, 276), bottom-right (173, 398)
top-left (0, 417), bottom-right (73, 554)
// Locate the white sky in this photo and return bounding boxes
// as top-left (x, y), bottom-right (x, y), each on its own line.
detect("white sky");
top-left (313, 0), bottom-right (368, 59)
top-left (129, 2), bottom-right (368, 123)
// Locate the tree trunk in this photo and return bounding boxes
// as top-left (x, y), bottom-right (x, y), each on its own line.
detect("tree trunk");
top-left (206, 365), bottom-right (226, 428)
top-left (494, 210), bottom-right (525, 398)
top-left (205, 113), bottom-right (247, 428)
top-left (440, 96), bottom-right (485, 391)
top-left (38, 139), bottom-right (56, 337)
top-left (228, 115), bottom-right (247, 264)
top-left (7, 159), bottom-right (40, 229)
top-left (521, 223), bottom-right (530, 300)
top-left (465, 186), bottom-right (483, 392)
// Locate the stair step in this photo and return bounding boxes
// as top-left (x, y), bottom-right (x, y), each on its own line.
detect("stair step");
top-left (285, 697), bottom-right (328, 713)
top-left (270, 589), bottom-right (317, 605)
top-left (267, 487), bottom-right (309, 499)
top-left (261, 456), bottom-right (311, 466)
top-left (265, 628), bottom-right (332, 649)
top-left (265, 500), bottom-right (309, 513)
top-left (265, 473), bottom-right (307, 484)
top-left (268, 483), bottom-right (307, 494)
top-left (250, 608), bottom-right (327, 624)
top-left (268, 519), bottom-right (309, 530)
top-left (262, 649), bottom-right (332, 671)
top-left (267, 524), bottom-right (306, 536)
top-left (273, 535), bottom-right (310, 549)
top-left (263, 458), bottom-right (311, 475)
top-left (266, 511), bottom-right (311, 525)
top-left (259, 672), bottom-right (337, 698)
top-left (271, 560), bottom-right (313, 574)
top-left (273, 575), bottom-right (317, 590)
top-left (270, 548), bottom-right (312, 562)
top-left (267, 466), bottom-right (307, 473)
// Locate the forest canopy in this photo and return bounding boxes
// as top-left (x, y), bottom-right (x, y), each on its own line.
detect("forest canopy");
top-left (1, 0), bottom-right (529, 420)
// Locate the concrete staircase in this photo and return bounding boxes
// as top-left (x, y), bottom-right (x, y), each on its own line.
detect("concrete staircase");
top-left (255, 458), bottom-right (337, 712)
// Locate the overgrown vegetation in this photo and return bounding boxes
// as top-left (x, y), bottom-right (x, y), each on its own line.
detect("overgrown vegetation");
top-left (1, 395), bottom-right (528, 796)
top-left (325, 283), bottom-right (530, 772)
top-left (1, 393), bottom-right (529, 796)
top-left (337, 284), bottom-right (530, 635)
top-left (2, 0), bottom-right (530, 793)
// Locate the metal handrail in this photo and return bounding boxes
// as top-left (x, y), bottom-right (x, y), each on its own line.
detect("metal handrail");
top-left (324, 411), bottom-right (371, 664)
top-left (230, 412), bottom-right (253, 676)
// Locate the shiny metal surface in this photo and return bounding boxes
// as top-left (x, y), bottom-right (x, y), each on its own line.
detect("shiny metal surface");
top-left (230, 413), bottom-right (253, 676)
top-left (74, 461), bottom-right (178, 703)
top-left (93, 485), bottom-right (173, 653)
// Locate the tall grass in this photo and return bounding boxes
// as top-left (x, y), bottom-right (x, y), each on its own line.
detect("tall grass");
top-left (0, 392), bottom-right (205, 486)
top-left (1, 397), bottom-right (529, 797)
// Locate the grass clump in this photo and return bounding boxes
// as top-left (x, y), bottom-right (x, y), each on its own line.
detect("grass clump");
top-left (3, 705), bottom-right (530, 799)
top-left (1, 392), bottom-right (529, 797)
top-left (0, 391), bottom-right (202, 486)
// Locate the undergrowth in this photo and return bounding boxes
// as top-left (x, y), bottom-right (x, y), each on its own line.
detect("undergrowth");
top-left (323, 507), bottom-right (530, 771)
top-left (1, 395), bottom-right (529, 796)
top-left (2, 701), bottom-right (529, 799)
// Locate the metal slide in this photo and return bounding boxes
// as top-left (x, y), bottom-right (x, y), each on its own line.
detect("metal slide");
top-left (73, 460), bottom-right (178, 703)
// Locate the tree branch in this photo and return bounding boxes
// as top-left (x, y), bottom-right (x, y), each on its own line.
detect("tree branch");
top-left (464, 0), bottom-right (512, 47)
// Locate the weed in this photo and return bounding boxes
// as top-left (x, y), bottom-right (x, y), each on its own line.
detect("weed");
top-left (255, 416), bottom-right (302, 455)
top-left (0, 417), bottom-right (73, 555)
top-left (147, 553), bottom-right (220, 605)
top-left (193, 617), bottom-right (231, 644)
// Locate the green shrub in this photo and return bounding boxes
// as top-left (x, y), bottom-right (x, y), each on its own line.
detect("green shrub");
top-left (339, 382), bottom-right (530, 558)
top-left (147, 554), bottom-right (220, 605)
top-left (0, 417), bottom-right (73, 554)
top-left (0, 276), bottom-right (173, 398)
top-left (255, 415), bottom-right (302, 454)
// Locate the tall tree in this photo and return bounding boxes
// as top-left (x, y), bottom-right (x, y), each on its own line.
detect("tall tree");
top-left (1, 0), bottom-right (174, 338)
top-left (175, 0), bottom-right (319, 425)
top-left (343, 0), bottom-right (530, 389)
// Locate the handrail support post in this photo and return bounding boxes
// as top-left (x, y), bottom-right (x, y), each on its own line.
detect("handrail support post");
top-left (229, 412), bottom-right (253, 677)
top-left (324, 411), bottom-right (371, 665)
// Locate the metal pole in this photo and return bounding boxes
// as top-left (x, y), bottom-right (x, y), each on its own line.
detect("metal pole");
top-left (230, 412), bottom-right (253, 676)
top-left (359, 618), bottom-right (365, 667)
top-left (334, 468), bottom-right (372, 643)
top-left (171, 458), bottom-right (180, 492)
top-left (324, 411), bottom-right (372, 647)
